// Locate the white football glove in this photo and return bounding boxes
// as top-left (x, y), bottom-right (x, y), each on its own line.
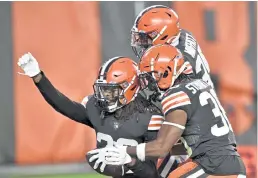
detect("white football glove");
top-left (87, 148), bottom-right (109, 173)
top-left (17, 52), bottom-right (41, 77)
top-left (104, 145), bottom-right (132, 166)
top-left (88, 145), bottom-right (132, 167)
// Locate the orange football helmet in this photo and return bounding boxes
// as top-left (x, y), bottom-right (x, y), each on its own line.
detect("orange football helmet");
top-left (131, 5), bottom-right (180, 58)
top-left (139, 44), bottom-right (193, 93)
top-left (94, 57), bottom-right (140, 112)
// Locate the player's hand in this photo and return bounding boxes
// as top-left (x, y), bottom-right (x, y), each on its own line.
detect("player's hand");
top-left (87, 148), bottom-right (109, 172)
top-left (104, 145), bottom-right (132, 166)
top-left (17, 52), bottom-right (41, 77)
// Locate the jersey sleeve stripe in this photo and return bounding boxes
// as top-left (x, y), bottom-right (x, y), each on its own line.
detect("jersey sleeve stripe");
top-left (150, 115), bottom-right (165, 122)
top-left (151, 115), bottom-right (165, 119)
top-left (163, 100), bottom-right (191, 115)
top-left (149, 120), bottom-right (164, 125)
top-left (151, 118), bottom-right (164, 122)
top-left (148, 123), bottom-right (162, 130)
top-left (148, 115), bottom-right (164, 130)
top-left (163, 98), bottom-right (191, 112)
top-left (148, 126), bottom-right (161, 131)
top-left (149, 124), bottom-right (162, 127)
top-left (162, 95), bottom-right (190, 110)
top-left (161, 91), bottom-right (186, 105)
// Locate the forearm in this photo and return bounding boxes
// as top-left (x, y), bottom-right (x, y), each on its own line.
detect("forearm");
top-left (127, 140), bottom-right (169, 160)
top-left (127, 131), bottom-right (182, 161)
top-left (146, 140), bottom-right (171, 158)
top-left (33, 72), bottom-right (90, 125)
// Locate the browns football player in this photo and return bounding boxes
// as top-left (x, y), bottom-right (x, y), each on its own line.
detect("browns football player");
top-left (17, 53), bottom-right (162, 178)
top-left (93, 45), bottom-right (246, 178)
top-left (131, 5), bottom-right (215, 177)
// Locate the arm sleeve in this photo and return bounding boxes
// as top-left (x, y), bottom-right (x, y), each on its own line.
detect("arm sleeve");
top-left (34, 72), bottom-right (93, 127)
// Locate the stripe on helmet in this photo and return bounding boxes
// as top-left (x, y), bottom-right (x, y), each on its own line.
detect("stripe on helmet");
top-left (99, 56), bottom-right (124, 80)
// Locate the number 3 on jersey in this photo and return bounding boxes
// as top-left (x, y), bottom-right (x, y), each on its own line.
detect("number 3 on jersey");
top-left (183, 33), bottom-right (214, 88)
top-left (199, 89), bottom-right (233, 137)
top-left (97, 132), bottom-right (138, 147)
top-left (195, 46), bottom-right (214, 88)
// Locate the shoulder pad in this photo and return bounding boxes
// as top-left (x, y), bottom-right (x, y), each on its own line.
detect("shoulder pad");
top-left (161, 87), bottom-right (191, 115)
top-left (148, 115), bottom-right (165, 131)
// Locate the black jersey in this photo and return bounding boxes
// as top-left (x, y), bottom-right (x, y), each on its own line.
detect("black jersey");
top-left (174, 29), bottom-right (214, 88)
top-left (82, 95), bottom-right (163, 149)
top-left (161, 79), bottom-right (237, 159)
top-left (34, 72), bottom-right (162, 178)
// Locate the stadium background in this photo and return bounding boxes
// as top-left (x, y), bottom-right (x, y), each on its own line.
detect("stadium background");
top-left (0, 1), bottom-right (256, 178)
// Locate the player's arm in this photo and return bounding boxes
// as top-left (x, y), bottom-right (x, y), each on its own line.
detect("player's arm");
top-left (145, 115), bottom-right (187, 156)
top-left (33, 72), bottom-right (93, 127)
top-left (129, 110), bottom-right (187, 159)
top-left (127, 90), bottom-right (191, 161)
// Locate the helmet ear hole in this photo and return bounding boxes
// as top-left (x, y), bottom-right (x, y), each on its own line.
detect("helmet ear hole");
top-left (163, 70), bottom-right (168, 78)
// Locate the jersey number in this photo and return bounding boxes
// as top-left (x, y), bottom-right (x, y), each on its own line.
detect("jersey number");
top-left (97, 132), bottom-right (138, 147)
top-left (195, 46), bottom-right (214, 88)
top-left (199, 89), bottom-right (233, 137)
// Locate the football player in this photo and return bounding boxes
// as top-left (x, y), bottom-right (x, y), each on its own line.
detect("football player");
top-left (91, 45), bottom-right (246, 177)
top-left (17, 52), bottom-right (162, 178)
top-left (131, 5), bottom-right (213, 88)
top-left (131, 5), bottom-right (215, 176)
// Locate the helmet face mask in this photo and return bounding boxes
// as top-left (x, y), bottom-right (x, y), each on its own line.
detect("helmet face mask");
top-left (131, 30), bottom-right (154, 59)
top-left (138, 44), bottom-right (193, 101)
top-left (93, 81), bottom-right (126, 112)
top-left (139, 72), bottom-right (163, 101)
top-left (131, 5), bottom-right (180, 59)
